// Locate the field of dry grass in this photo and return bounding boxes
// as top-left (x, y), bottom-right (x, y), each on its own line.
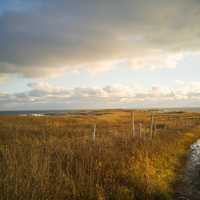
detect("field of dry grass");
top-left (0, 109), bottom-right (200, 200)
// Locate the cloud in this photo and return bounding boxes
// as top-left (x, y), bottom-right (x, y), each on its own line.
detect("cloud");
top-left (0, 0), bottom-right (200, 77)
top-left (1, 81), bottom-right (200, 110)
top-left (0, 74), bottom-right (8, 83)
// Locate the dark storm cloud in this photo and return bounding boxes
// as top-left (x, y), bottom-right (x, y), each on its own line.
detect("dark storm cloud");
top-left (0, 0), bottom-right (200, 77)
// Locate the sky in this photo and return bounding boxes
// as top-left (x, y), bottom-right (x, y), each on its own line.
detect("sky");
top-left (0, 0), bottom-right (200, 110)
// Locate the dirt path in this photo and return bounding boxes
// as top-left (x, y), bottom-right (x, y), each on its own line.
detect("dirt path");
top-left (175, 139), bottom-right (200, 200)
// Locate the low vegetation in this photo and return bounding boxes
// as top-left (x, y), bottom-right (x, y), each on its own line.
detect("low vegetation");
top-left (0, 110), bottom-right (200, 200)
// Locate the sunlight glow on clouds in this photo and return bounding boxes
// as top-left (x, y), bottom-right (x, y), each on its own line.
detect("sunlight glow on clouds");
top-left (1, 81), bottom-right (200, 110)
top-left (0, 0), bottom-right (200, 109)
top-left (0, 0), bottom-right (200, 77)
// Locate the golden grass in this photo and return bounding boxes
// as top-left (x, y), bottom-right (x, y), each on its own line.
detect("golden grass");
top-left (0, 110), bottom-right (200, 200)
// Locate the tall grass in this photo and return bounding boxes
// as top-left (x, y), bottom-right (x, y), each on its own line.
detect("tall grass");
top-left (0, 110), bottom-right (200, 200)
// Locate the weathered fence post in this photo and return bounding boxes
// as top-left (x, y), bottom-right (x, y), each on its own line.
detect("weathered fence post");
top-left (139, 123), bottom-right (142, 138)
top-left (154, 119), bottom-right (157, 136)
top-left (93, 124), bottom-right (96, 142)
top-left (131, 111), bottom-right (136, 137)
top-left (150, 114), bottom-right (154, 139)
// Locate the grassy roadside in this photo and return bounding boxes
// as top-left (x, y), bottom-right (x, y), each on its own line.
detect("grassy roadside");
top-left (128, 126), bottom-right (200, 200)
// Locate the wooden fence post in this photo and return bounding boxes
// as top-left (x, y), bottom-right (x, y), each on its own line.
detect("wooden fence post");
top-left (139, 123), bottom-right (142, 138)
top-left (93, 124), bottom-right (96, 142)
top-left (150, 114), bottom-right (154, 139)
top-left (131, 111), bottom-right (136, 137)
top-left (154, 119), bottom-right (157, 136)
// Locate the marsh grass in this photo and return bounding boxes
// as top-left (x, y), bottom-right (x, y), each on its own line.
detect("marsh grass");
top-left (0, 110), bottom-right (200, 200)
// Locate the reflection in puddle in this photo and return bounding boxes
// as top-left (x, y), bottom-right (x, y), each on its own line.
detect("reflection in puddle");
top-left (176, 139), bottom-right (200, 200)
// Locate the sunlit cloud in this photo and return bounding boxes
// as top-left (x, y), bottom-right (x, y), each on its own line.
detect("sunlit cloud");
top-left (0, 0), bottom-right (200, 77)
top-left (1, 81), bottom-right (200, 110)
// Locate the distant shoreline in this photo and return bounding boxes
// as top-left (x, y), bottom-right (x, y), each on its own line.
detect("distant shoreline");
top-left (1, 107), bottom-right (200, 116)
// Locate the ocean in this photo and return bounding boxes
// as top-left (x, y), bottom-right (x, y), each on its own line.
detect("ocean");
top-left (0, 110), bottom-right (78, 116)
top-left (0, 107), bottom-right (200, 116)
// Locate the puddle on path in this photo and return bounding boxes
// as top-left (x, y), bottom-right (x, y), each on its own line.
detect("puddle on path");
top-left (175, 139), bottom-right (200, 200)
